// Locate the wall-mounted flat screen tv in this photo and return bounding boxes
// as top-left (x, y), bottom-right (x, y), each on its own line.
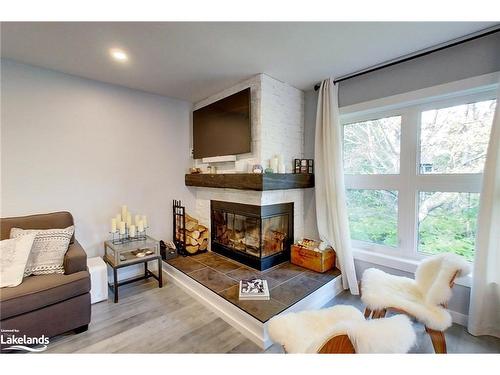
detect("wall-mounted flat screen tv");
top-left (193, 87), bottom-right (251, 159)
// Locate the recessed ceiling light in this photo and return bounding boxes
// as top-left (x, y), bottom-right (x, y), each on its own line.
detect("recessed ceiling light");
top-left (110, 49), bottom-right (128, 62)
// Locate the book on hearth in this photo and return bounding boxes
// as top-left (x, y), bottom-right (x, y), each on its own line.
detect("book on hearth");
top-left (238, 278), bottom-right (270, 300)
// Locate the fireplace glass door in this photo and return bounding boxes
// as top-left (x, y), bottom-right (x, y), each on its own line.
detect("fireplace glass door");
top-left (211, 201), bottom-right (293, 270)
top-left (262, 215), bottom-right (289, 258)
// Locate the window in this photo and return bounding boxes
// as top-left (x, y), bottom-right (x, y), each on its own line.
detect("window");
top-left (346, 189), bottom-right (398, 247)
top-left (343, 116), bottom-right (401, 174)
top-left (420, 100), bottom-right (496, 174)
top-left (418, 192), bottom-right (479, 262)
top-left (342, 91), bottom-right (497, 262)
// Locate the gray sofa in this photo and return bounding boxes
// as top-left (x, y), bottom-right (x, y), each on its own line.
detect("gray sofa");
top-left (0, 211), bottom-right (91, 340)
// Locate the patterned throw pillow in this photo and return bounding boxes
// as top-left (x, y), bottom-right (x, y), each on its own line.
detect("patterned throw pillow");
top-left (0, 234), bottom-right (36, 287)
top-left (10, 226), bottom-right (74, 276)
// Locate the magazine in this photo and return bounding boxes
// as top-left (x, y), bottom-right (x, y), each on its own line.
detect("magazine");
top-left (238, 278), bottom-right (270, 300)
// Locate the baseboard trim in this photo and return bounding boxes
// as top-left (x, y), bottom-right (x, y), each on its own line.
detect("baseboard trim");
top-left (450, 310), bottom-right (468, 326)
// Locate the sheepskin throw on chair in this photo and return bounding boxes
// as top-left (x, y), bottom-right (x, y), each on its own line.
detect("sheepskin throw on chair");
top-left (361, 252), bottom-right (471, 353)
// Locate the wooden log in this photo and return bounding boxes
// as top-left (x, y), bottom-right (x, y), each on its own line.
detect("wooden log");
top-left (186, 235), bottom-right (198, 246)
top-left (189, 230), bottom-right (201, 239)
top-left (199, 239), bottom-right (208, 251)
top-left (186, 221), bottom-right (198, 232)
top-left (197, 224), bottom-right (207, 232)
top-left (185, 214), bottom-right (198, 223)
top-left (186, 245), bottom-right (199, 254)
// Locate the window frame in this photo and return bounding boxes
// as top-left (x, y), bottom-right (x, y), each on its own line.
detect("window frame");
top-left (341, 84), bottom-right (497, 264)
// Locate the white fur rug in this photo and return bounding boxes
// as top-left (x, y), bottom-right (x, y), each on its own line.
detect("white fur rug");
top-left (267, 305), bottom-right (416, 353)
top-left (361, 253), bottom-right (471, 331)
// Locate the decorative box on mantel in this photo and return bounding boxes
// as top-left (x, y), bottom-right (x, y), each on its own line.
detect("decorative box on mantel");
top-left (185, 173), bottom-right (314, 191)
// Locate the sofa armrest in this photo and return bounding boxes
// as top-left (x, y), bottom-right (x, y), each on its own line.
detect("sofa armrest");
top-left (64, 240), bottom-right (87, 274)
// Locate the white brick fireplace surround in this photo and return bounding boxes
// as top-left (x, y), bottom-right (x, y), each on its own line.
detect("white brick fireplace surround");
top-left (189, 73), bottom-right (306, 244)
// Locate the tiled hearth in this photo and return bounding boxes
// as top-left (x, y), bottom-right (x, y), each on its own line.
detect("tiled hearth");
top-left (166, 251), bottom-right (340, 322)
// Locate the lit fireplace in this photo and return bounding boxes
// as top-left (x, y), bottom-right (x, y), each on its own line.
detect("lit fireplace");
top-left (210, 200), bottom-right (294, 270)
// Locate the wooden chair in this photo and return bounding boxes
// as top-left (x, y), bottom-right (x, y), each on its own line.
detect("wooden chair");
top-left (268, 305), bottom-right (416, 354)
top-left (360, 253), bottom-right (471, 354)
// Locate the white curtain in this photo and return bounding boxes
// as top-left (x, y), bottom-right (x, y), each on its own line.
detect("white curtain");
top-left (468, 84), bottom-right (500, 338)
top-left (314, 78), bottom-right (359, 294)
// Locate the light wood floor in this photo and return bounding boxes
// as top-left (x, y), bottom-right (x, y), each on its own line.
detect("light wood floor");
top-left (45, 273), bottom-right (500, 353)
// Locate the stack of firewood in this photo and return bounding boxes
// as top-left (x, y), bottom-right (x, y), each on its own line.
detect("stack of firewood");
top-left (180, 214), bottom-right (209, 254)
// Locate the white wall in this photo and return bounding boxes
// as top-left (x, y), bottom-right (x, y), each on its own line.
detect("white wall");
top-left (303, 90), bottom-right (319, 240)
top-left (1, 60), bottom-right (195, 264)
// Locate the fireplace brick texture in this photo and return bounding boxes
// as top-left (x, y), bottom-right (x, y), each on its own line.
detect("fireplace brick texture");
top-left (190, 74), bottom-right (306, 251)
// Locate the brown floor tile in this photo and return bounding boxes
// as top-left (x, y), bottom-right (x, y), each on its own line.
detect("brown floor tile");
top-left (167, 256), bottom-right (206, 274)
top-left (189, 267), bottom-right (238, 293)
top-left (226, 266), bottom-right (263, 281)
top-left (302, 267), bottom-right (341, 283)
top-left (190, 251), bottom-right (214, 262)
top-left (262, 262), bottom-right (306, 283)
top-left (200, 256), bottom-right (241, 274)
top-left (219, 285), bottom-right (287, 322)
top-left (270, 274), bottom-right (323, 306)
top-left (226, 267), bottom-right (281, 289)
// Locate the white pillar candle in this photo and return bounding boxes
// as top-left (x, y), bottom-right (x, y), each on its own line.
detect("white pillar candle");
top-left (115, 213), bottom-right (121, 224)
top-left (119, 221), bottom-right (126, 235)
top-left (126, 213), bottom-right (132, 227)
top-left (121, 205), bottom-right (128, 221)
top-left (135, 215), bottom-right (141, 225)
top-left (137, 220), bottom-right (144, 232)
top-left (142, 215), bottom-right (148, 228)
top-left (111, 218), bottom-right (117, 232)
top-left (270, 156), bottom-right (278, 172)
top-left (129, 225), bottom-right (136, 238)
top-left (277, 153), bottom-right (284, 165)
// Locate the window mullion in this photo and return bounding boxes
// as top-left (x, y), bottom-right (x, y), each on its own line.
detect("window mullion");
top-left (398, 108), bottom-right (419, 259)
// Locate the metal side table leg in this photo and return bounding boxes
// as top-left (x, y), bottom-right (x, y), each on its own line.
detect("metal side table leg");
top-left (113, 267), bottom-right (119, 303)
top-left (158, 257), bottom-right (163, 288)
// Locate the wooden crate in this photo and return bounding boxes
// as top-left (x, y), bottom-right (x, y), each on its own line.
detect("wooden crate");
top-left (291, 244), bottom-right (335, 273)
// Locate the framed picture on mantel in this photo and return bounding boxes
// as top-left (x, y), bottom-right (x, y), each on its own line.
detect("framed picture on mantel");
top-left (294, 159), bottom-right (314, 174)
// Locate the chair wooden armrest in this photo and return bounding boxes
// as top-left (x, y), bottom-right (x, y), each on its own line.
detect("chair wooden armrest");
top-left (317, 334), bottom-right (356, 354)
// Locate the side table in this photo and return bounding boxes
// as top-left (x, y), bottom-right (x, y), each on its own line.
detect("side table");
top-left (103, 236), bottom-right (163, 303)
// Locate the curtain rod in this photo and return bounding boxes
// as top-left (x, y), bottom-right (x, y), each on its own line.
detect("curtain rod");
top-left (314, 26), bottom-right (500, 91)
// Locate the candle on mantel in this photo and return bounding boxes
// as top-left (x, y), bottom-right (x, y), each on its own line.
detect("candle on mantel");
top-left (111, 218), bottom-right (117, 233)
top-left (137, 220), bottom-right (144, 233)
top-left (129, 224), bottom-right (136, 238)
top-left (119, 221), bottom-right (126, 235)
top-left (126, 213), bottom-right (132, 228)
top-left (115, 213), bottom-right (121, 225)
top-left (135, 215), bottom-right (141, 226)
top-left (142, 215), bottom-right (148, 228)
top-left (270, 156), bottom-right (278, 173)
top-left (121, 205), bottom-right (128, 221)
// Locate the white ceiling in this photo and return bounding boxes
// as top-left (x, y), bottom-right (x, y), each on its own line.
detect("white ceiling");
top-left (1, 22), bottom-right (496, 102)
